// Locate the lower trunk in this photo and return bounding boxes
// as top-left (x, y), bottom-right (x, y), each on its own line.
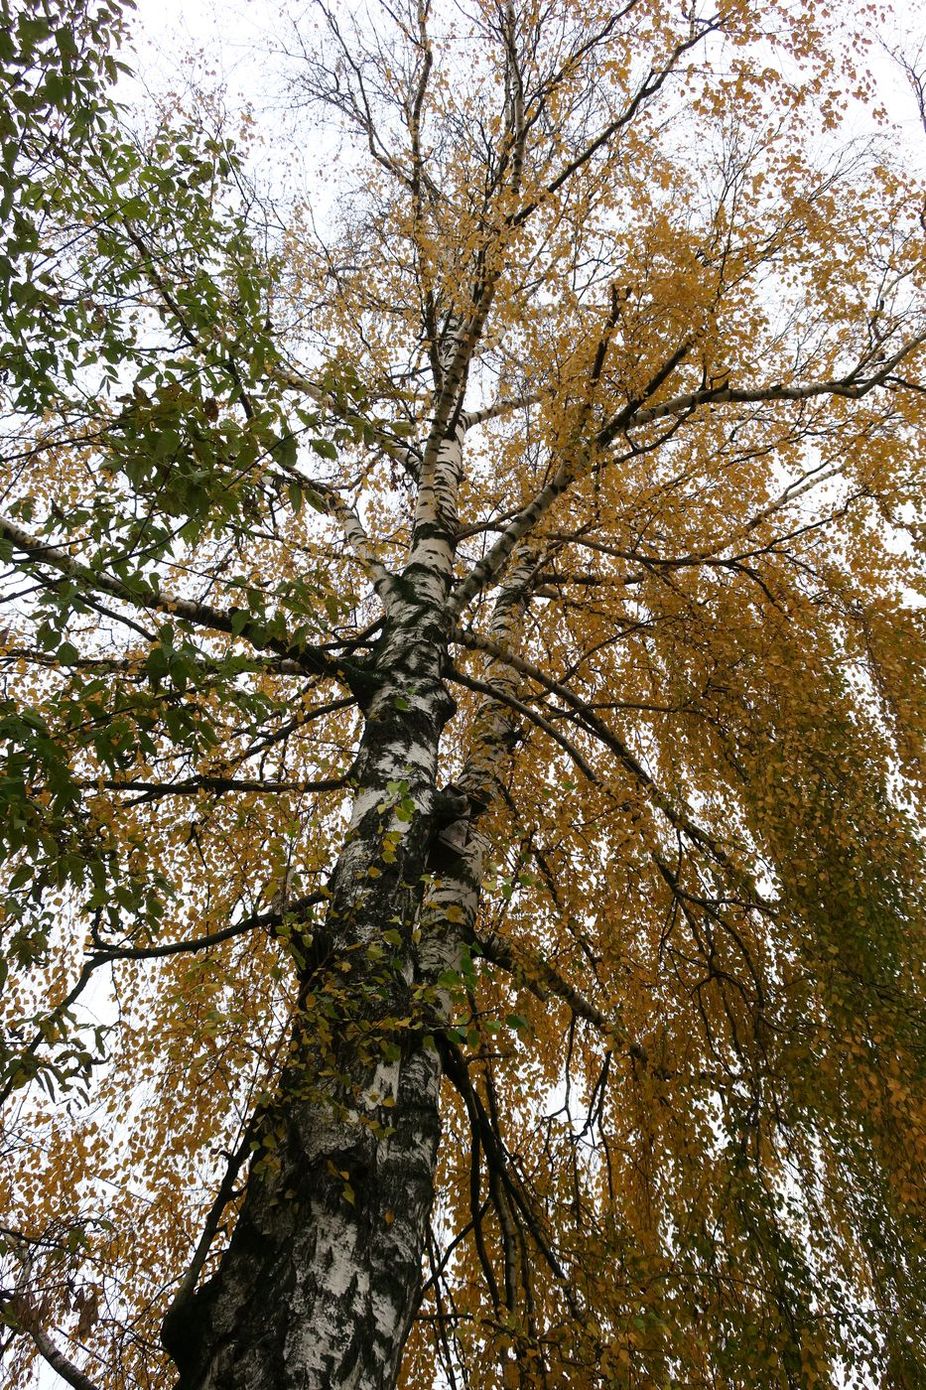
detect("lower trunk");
top-left (162, 1038), bottom-right (443, 1390)
top-left (163, 629), bottom-right (462, 1389)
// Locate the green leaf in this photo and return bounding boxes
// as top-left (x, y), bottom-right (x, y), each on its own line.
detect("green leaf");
top-left (309, 438), bottom-right (337, 460)
top-left (276, 434), bottom-right (298, 469)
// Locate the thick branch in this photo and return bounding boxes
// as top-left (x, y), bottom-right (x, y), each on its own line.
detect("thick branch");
top-left (25, 1321), bottom-right (102, 1390)
top-left (607, 328), bottom-right (926, 438)
top-left (460, 392), bottom-right (542, 430)
top-left (446, 665), bottom-right (599, 786)
top-left (298, 479), bottom-right (399, 604)
top-left (162, 1122), bottom-right (256, 1340)
top-left (1, 1295), bottom-right (102, 1390)
top-left (448, 330), bottom-right (926, 618)
top-left (86, 774), bottom-right (348, 803)
top-left (0, 516), bottom-right (343, 680)
top-left (476, 932), bottom-right (611, 1032)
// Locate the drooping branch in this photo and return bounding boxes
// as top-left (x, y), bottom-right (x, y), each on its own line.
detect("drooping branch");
top-left (0, 893), bottom-right (327, 1106)
top-left (475, 930), bottom-right (611, 1034)
top-left (452, 625), bottom-right (746, 875)
top-left (439, 1039), bottom-right (579, 1315)
top-left (445, 664), bottom-right (599, 787)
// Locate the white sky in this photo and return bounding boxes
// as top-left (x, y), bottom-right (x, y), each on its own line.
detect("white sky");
top-left (123, 0), bottom-right (926, 142)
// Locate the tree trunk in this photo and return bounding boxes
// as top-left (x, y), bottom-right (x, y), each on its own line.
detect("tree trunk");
top-left (161, 1037), bottom-right (446, 1390)
top-left (162, 436), bottom-right (475, 1389)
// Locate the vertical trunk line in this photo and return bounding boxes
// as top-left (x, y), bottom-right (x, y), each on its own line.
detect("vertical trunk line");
top-left (457, 545), bottom-right (538, 811)
top-left (416, 548), bottom-right (538, 1074)
top-left (163, 415), bottom-right (472, 1390)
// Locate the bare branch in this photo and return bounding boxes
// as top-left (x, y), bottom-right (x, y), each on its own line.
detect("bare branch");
top-left (0, 894), bottom-right (326, 1106)
top-left (273, 470), bottom-right (400, 605)
top-left (21, 1317), bottom-right (102, 1390)
top-left (88, 891), bottom-right (327, 964)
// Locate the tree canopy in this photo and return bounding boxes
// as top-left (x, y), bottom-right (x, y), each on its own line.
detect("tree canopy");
top-left (2, 0), bottom-right (926, 1386)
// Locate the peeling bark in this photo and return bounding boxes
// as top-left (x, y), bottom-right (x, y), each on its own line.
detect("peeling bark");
top-left (164, 678), bottom-right (450, 1387)
top-left (162, 1038), bottom-right (445, 1390)
top-left (163, 425), bottom-right (478, 1390)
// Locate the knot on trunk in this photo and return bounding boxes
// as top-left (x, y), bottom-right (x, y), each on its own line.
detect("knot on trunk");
top-left (430, 783), bottom-right (475, 866)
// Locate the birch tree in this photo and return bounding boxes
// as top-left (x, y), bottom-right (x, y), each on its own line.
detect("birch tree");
top-left (3, 0), bottom-right (926, 1387)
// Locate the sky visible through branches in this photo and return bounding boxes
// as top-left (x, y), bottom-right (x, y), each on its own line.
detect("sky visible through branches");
top-left (6, 0), bottom-right (926, 1386)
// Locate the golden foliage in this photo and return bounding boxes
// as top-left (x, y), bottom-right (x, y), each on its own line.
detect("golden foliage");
top-left (3, 0), bottom-right (926, 1386)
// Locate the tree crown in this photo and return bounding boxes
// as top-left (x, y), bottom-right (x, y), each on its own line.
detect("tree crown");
top-left (2, 0), bottom-right (926, 1386)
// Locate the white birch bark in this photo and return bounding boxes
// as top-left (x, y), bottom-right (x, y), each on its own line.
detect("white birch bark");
top-left (161, 354), bottom-right (540, 1386)
top-left (163, 408), bottom-right (476, 1390)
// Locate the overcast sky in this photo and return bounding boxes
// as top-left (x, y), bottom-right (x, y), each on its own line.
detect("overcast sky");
top-left (123, 0), bottom-right (926, 156)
